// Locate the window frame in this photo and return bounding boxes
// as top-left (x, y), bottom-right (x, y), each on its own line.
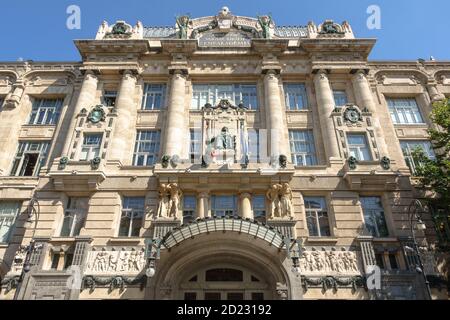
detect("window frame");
top-left (80, 133), bottom-right (103, 161)
top-left (304, 197), bottom-right (331, 237)
top-left (183, 195), bottom-right (197, 224)
top-left (0, 202), bottom-right (21, 244)
top-left (386, 98), bottom-right (425, 125)
top-left (119, 197), bottom-right (145, 237)
top-left (332, 90), bottom-right (348, 107)
top-left (28, 98), bottom-right (64, 125)
top-left (191, 84), bottom-right (258, 110)
top-left (141, 84), bottom-right (166, 110)
top-left (10, 141), bottom-right (50, 177)
top-left (252, 195), bottom-right (266, 222)
top-left (189, 129), bottom-right (202, 164)
top-left (211, 195), bottom-right (238, 217)
top-left (400, 140), bottom-right (436, 175)
top-left (284, 83), bottom-right (309, 111)
top-left (289, 129), bottom-right (318, 166)
top-left (102, 90), bottom-right (117, 107)
top-left (60, 197), bottom-right (88, 237)
top-left (347, 133), bottom-right (372, 161)
top-left (360, 196), bottom-right (389, 238)
top-left (132, 130), bottom-right (161, 166)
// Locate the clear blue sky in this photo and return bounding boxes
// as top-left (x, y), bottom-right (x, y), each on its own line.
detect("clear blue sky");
top-left (1, 0), bottom-right (448, 61)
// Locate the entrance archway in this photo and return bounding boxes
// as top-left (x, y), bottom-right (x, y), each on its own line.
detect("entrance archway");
top-left (146, 230), bottom-right (297, 300)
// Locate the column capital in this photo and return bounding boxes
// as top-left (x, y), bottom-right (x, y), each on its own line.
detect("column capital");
top-left (262, 67), bottom-right (281, 76)
top-left (168, 66), bottom-right (189, 76)
top-left (120, 69), bottom-right (139, 78)
top-left (198, 191), bottom-right (209, 198)
top-left (81, 69), bottom-right (100, 78)
top-left (239, 192), bottom-right (252, 199)
top-left (350, 68), bottom-right (370, 77)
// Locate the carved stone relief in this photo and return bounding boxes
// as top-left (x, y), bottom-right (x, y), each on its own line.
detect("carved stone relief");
top-left (299, 249), bottom-right (361, 275)
top-left (85, 249), bottom-right (146, 275)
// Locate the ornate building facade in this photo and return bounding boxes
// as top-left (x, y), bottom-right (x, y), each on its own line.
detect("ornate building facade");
top-left (0, 7), bottom-right (448, 300)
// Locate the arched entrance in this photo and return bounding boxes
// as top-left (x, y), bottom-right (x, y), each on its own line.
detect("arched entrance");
top-left (145, 219), bottom-right (301, 300)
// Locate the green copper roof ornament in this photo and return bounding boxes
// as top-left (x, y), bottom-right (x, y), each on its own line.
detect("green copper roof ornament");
top-left (176, 15), bottom-right (190, 39)
top-left (257, 15), bottom-right (273, 39)
top-left (88, 105), bottom-right (106, 124)
top-left (111, 22), bottom-right (128, 35)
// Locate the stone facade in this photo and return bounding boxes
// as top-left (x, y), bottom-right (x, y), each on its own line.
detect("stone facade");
top-left (0, 7), bottom-right (449, 300)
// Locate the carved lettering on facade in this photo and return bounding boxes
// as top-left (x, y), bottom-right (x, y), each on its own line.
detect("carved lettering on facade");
top-left (199, 31), bottom-right (252, 47)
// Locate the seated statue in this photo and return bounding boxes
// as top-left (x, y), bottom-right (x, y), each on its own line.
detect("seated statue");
top-left (215, 127), bottom-right (234, 150)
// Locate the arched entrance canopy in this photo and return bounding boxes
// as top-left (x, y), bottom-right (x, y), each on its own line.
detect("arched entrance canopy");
top-left (160, 216), bottom-right (286, 250)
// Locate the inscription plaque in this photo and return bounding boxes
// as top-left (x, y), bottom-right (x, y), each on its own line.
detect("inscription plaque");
top-left (199, 31), bottom-right (252, 47)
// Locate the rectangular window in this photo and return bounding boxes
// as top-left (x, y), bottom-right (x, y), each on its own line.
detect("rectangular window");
top-left (360, 196), bottom-right (389, 238)
top-left (133, 130), bottom-right (160, 166)
top-left (28, 98), bottom-right (63, 125)
top-left (141, 84), bottom-right (166, 110)
top-left (304, 197), bottom-right (330, 237)
top-left (388, 253), bottom-right (399, 270)
top-left (60, 198), bottom-right (89, 237)
top-left (375, 253), bottom-right (385, 269)
top-left (211, 195), bottom-right (237, 217)
top-left (10, 141), bottom-right (50, 176)
top-left (347, 133), bottom-right (372, 161)
top-left (248, 129), bottom-right (260, 163)
top-left (252, 195), bottom-right (266, 223)
top-left (190, 129), bottom-right (202, 164)
top-left (80, 133), bottom-right (102, 161)
top-left (102, 90), bottom-right (117, 107)
top-left (284, 84), bottom-right (308, 110)
top-left (0, 202), bottom-right (21, 243)
top-left (400, 140), bottom-right (435, 175)
top-left (387, 98), bottom-right (424, 124)
top-left (333, 90), bottom-right (348, 107)
top-left (183, 196), bottom-right (197, 225)
top-left (119, 197), bottom-right (145, 237)
top-left (289, 130), bottom-right (317, 166)
top-left (191, 84), bottom-right (258, 110)
top-left (0, 97), bottom-right (4, 109)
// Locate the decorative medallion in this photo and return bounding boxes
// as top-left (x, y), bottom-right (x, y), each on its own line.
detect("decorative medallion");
top-left (88, 105), bottom-right (106, 124)
top-left (343, 105), bottom-right (362, 123)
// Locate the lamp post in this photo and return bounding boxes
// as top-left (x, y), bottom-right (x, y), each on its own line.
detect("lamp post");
top-left (407, 199), bottom-right (433, 300)
top-left (13, 195), bottom-right (41, 300)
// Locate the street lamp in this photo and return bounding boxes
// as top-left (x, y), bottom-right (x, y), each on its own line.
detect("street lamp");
top-left (407, 199), bottom-right (433, 300)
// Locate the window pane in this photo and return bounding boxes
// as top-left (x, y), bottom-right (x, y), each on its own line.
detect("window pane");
top-left (133, 130), bottom-right (160, 166)
top-left (333, 90), bottom-right (348, 106)
top-left (387, 98), bottom-right (424, 124)
top-left (284, 84), bottom-right (308, 110)
top-left (289, 130), bottom-right (317, 166)
top-left (361, 197), bottom-right (388, 238)
top-left (0, 202), bottom-right (21, 243)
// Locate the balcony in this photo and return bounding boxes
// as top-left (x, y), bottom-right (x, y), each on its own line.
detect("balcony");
top-left (48, 158), bottom-right (106, 191)
top-left (342, 157), bottom-right (401, 191)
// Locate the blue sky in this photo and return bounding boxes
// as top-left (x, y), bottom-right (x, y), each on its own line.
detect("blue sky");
top-left (1, 0), bottom-right (448, 61)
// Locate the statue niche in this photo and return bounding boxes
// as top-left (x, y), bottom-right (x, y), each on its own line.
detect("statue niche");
top-left (202, 99), bottom-right (248, 166)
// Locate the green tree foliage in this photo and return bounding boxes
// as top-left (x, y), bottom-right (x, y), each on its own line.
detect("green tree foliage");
top-left (411, 99), bottom-right (450, 245)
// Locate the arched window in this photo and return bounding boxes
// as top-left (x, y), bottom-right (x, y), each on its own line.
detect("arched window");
top-left (205, 268), bottom-right (243, 282)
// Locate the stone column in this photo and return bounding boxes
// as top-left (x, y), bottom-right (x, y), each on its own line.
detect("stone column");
top-left (240, 192), bottom-right (253, 219)
top-left (313, 70), bottom-right (341, 161)
top-left (163, 70), bottom-right (187, 158)
top-left (62, 71), bottom-right (98, 156)
top-left (264, 70), bottom-right (289, 160)
top-left (109, 70), bottom-right (138, 163)
top-left (351, 70), bottom-right (389, 157)
top-left (197, 192), bottom-right (209, 219)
